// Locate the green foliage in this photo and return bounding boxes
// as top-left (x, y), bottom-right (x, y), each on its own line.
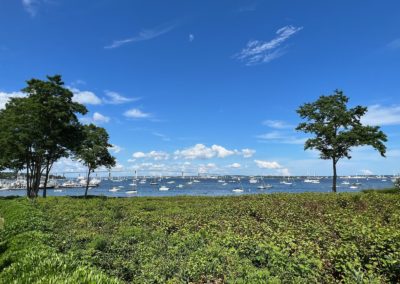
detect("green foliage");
top-left (296, 90), bottom-right (387, 192)
top-left (394, 178), bottom-right (400, 190)
top-left (75, 124), bottom-right (116, 196)
top-left (0, 198), bottom-right (120, 284)
top-left (2, 193), bottom-right (400, 283)
top-left (0, 75), bottom-right (87, 197)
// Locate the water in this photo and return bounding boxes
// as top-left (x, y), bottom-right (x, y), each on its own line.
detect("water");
top-left (0, 177), bottom-right (395, 197)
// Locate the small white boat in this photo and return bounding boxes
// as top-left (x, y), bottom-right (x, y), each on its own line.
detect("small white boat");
top-left (167, 181), bottom-right (175, 184)
top-left (281, 181), bottom-right (293, 185)
top-left (54, 189), bottom-right (63, 193)
top-left (257, 184), bottom-right (272, 189)
top-left (109, 187), bottom-right (120, 192)
top-left (222, 182), bottom-right (228, 186)
top-left (349, 185), bottom-right (358, 189)
top-left (249, 178), bottom-right (258, 184)
top-left (129, 183), bottom-right (136, 186)
top-left (232, 188), bottom-right (244, 193)
top-left (187, 181), bottom-right (193, 185)
top-left (159, 186), bottom-right (169, 191)
top-left (176, 184), bottom-right (184, 188)
top-left (193, 179), bottom-right (200, 183)
top-left (126, 190), bottom-right (137, 194)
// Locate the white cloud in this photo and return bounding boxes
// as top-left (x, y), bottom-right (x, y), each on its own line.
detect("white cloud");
top-left (174, 144), bottom-right (235, 160)
top-left (241, 148), bottom-right (256, 158)
top-left (81, 112), bottom-right (110, 125)
top-left (254, 159), bottom-right (282, 169)
top-left (362, 105), bottom-right (400, 126)
top-left (93, 112), bottom-right (110, 123)
top-left (189, 34), bottom-right (194, 42)
top-left (105, 22), bottom-right (177, 49)
top-left (276, 168), bottom-right (291, 176)
top-left (234, 25), bottom-right (303, 65)
top-left (263, 120), bottom-right (293, 129)
top-left (228, 163), bottom-right (241, 168)
top-left (198, 163), bottom-right (218, 174)
top-left (132, 150), bottom-right (169, 161)
top-left (132, 152), bottom-right (146, 159)
top-left (211, 145), bottom-right (235, 158)
top-left (124, 108), bottom-right (151, 119)
top-left (70, 87), bottom-right (102, 105)
top-left (109, 144), bottom-right (122, 154)
top-left (257, 131), bottom-right (306, 144)
top-left (0, 91), bottom-right (25, 109)
top-left (52, 157), bottom-right (87, 173)
top-left (103, 91), bottom-right (139, 104)
top-left (360, 169), bottom-right (373, 175)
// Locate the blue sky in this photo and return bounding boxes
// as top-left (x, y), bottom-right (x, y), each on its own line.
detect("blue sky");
top-left (1, 0), bottom-right (400, 176)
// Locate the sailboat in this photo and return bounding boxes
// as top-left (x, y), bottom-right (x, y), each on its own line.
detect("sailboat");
top-left (280, 176), bottom-right (293, 185)
top-left (257, 177), bottom-right (272, 189)
top-left (149, 177), bottom-right (158, 185)
top-left (232, 178), bottom-right (244, 193)
top-left (126, 180), bottom-right (138, 194)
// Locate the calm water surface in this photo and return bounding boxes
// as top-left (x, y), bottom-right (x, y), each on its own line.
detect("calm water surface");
top-left (0, 177), bottom-right (394, 197)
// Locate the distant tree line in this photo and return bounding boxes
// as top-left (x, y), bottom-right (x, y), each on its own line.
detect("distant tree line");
top-left (0, 75), bottom-right (115, 198)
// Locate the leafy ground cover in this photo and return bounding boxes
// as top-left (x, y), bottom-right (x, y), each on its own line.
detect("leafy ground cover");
top-left (1, 192), bottom-right (400, 283)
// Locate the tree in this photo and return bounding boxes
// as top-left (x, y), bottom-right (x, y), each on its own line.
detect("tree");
top-left (296, 90), bottom-right (387, 192)
top-left (0, 75), bottom-right (87, 197)
top-left (76, 124), bottom-right (116, 197)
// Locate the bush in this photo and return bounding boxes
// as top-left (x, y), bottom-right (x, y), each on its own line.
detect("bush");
top-left (1, 194), bottom-right (400, 282)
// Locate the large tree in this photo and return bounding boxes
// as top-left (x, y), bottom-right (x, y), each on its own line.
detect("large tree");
top-left (76, 124), bottom-right (115, 197)
top-left (0, 75), bottom-right (87, 197)
top-left (296, 90), bottom-right (387, 192)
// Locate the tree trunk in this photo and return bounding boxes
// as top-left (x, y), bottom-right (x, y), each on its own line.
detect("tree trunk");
top-left (42, 161), bottom-right (52, 198)
top-left (332, 158), bottom-right (337, 193)
top-left (84, 168), bottom-right (91, 198)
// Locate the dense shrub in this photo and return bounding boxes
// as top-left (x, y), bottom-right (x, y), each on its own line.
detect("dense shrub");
top-left (1, 192), bottom-right (400, 283)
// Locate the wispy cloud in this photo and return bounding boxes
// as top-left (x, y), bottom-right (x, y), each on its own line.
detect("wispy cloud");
top-left (234, 25), bottom-right (303, 65)
top-left (257, 131), bottom-right (306, 144)
top-left (387, 38), bottom-right (400, 50)
top-left (103, 91), bottom-right (140, 104)
top-left (124, 108), bottom-right (152, 119)
top-left (263, 119), bottom-right (294, 129)
top-left (152, 132), bottom-right (171, 142)
top-left (362, 104), bottom-right (400, 126)
top-left (237, 3), bottom-right (258, 13)
top-left (109, 144), bottom-right (123, 154)
top-left (189, 34), bottom-right (195, 42)
top-left (105, 22), bottom-right (177, 49)
top-left (22, 0), bottom-right (39, 17)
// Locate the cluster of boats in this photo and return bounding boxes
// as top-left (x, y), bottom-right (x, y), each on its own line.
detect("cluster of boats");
top-left (1, 174), bottom-right (398, 194)
top-left (0, 176), bottom-right (102, 191)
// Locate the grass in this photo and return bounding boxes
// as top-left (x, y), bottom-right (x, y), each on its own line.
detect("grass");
top-left (1, 191), bottom-right (400, 283)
